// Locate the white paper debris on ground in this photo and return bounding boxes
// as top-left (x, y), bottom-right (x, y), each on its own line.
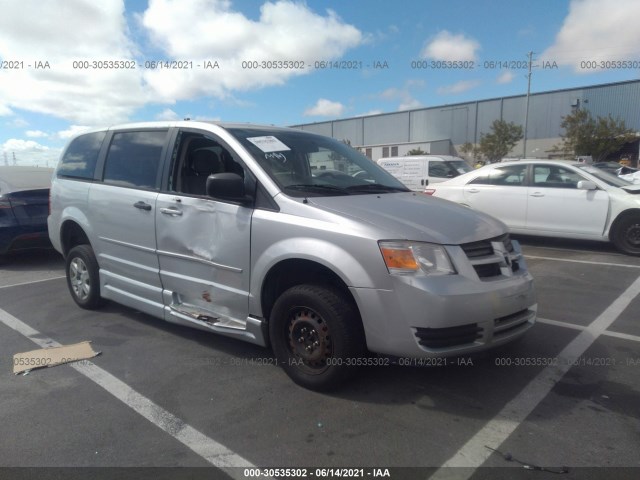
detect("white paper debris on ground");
top-left (13, 341), bottom-right (100, 375)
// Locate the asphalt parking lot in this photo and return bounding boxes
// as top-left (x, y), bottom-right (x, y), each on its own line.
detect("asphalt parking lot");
top-left (1, 239), bottom-right (639, 480)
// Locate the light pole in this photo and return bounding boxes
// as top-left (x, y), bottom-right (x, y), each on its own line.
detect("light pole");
top-left (523, 51), bottom-right (534, 158)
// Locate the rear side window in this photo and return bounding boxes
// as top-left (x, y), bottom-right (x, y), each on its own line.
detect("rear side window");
top-left (469, 165), bottom-right (527, 186)
top-left (57, 131), bottom-right (106, 179)
top-left (103, 131), bottom-right (167, 189)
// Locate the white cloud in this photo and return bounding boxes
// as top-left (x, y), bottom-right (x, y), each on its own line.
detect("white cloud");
top-left (355, 110), bottom-right (384, 117)
top-left (303, 99), bottom-right (345, 117)
top-left (57, 125), bottom-right (93, 140)
top-left (497, 71), bottom-right (515, 84)
top-left (0, 0), bottom-right (147, 124)
top-left (421, 31), bottom-right (480, 61)
top-left (1, 139), bottom-right (49, 153)
top-left (7, 118), bottom-right (29, 128)
top-left (437, 80), bottom-right (481, 95)
top-left (25, 130), bottom-right (48, 138)
top-left (155, 108), bottom-right (181, 121)
top-left (0, 104), bottom-right (13, 116)
top-left (140, 0), bottom-right (362, 101)
top-left (377, 79), bottom-right (424, 111)
top-left (541, 0), bottom-right (640, 72)
top-left (1, 138), bottom-right (61, 166)
top-left (398, 99), bottom-right (422, 111)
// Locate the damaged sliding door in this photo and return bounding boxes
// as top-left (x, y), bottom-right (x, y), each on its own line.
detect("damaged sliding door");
top-left (155, 128), bottom-right (255, 340)
top-left (155, 192), bottom-right (253, 333)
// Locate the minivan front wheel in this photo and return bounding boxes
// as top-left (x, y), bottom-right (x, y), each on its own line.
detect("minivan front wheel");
top-left (66, 244), bottom-right (103, 309)
top-left (612, 215), bottom-right (640, 256)
top-left (269, 284), bottom-right (365, 391)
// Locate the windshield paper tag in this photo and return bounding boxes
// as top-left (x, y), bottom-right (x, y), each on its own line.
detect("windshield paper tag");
top-left (247, 136), bottom-right (291, 152)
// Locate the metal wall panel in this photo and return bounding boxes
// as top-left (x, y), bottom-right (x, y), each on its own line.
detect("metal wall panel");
top-left (332, 118), bottom-right (364, 145)
top-left (409, 109), bottom-right (448, 142)
top-left (297, 122), bottom-right (333, 137)
top-left (584, 82), bottom-right (640, 130)
top-left (292, 80), bottom-right (640, 150)
top-left (363, 112), bottom-right (409, 145)
top-left (476, 99), bottom-right (503, 138)
top-left (524, 90), bottom-right (581, 140)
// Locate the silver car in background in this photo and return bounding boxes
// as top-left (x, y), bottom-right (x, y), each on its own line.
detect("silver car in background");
top-left (48, 121), bottom-right (536, 390)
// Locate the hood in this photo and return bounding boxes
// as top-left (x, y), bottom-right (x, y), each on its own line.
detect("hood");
top-left (308, 192), bottom-right (507, 245)
top-left (621, 184), bottom-right (640, 194)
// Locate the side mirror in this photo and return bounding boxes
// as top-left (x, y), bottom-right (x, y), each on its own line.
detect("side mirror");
top-left (577, 180), bottom-right (597, 191)
top-left (206, 173), bottom-right (250, 204)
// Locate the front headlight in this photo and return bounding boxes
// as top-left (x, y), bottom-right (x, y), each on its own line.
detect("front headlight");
top-left (378, 241), bottom-right (455, 276)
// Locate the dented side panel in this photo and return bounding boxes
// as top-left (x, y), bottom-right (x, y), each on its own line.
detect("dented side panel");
top-left (155, 193), bottom-right (252, 327)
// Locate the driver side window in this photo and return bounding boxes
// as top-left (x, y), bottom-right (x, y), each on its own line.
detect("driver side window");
top-left (170, 132), bottom-right (245, 196)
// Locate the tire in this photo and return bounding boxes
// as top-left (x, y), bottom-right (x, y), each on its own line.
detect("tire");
top-left (65, 244), bottom-right (104, 309)
top-left (269, 284), bottom-right (366, 391)
top-left (612, 215), bottom-right (640, 256)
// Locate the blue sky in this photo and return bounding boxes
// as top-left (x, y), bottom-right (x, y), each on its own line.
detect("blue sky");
top-left (1, 0), bottom-right (639, 165)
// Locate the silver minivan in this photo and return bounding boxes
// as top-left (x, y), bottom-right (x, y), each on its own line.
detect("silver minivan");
top-left (48, 121), bottom-right (536, 390)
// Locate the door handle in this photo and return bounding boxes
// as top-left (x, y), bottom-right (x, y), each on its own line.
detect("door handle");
top-left (530, 192), bottom-right (545, 197)
top-left (467, 188), bottom-right (480, 194)
top-left (160, 207), bottom-right (183, 216)
top-left (133, 201), bottom-right (152, 211)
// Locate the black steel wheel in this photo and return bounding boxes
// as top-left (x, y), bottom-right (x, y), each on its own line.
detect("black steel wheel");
top-left (612, 215), bottom-right (640, 256)
top-left (65, 244), bottom-right (104, 309)
top-left (269, 284), bottom-right (365, 391)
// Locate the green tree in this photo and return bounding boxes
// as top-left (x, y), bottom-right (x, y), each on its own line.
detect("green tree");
top-left (407, 147), bottom-right (427, 155)
top-left (479, 120), bottom-right (523, 162)
top-left (459, 142), bottom-right (483, 161)
top-left (555, 109), bottom-right (636, 161)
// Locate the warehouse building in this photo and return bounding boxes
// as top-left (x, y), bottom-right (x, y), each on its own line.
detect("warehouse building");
top-left (291, 79), bottom-right (640, 165)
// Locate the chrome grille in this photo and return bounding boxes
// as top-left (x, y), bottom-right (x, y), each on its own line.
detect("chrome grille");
top-left (460, 234), bottom-right (520, 279)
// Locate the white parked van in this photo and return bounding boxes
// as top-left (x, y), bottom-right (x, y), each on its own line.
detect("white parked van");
top-left (377, 155), bottom-right (473, 191)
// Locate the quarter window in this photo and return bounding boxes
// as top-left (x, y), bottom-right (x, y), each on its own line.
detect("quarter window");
top-left (103, 131), bottom-right (167, 189)
top-left (57, 131), bottom-right (106, 179)
top-left (469, 164), bottom-right (527, 186)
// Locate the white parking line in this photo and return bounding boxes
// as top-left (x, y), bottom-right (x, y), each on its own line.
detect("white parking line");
top-left (0, 275), bottom-right (66, 290)
top-left (429, 274), bottom-right (640, 478)
top-left (538, 317), bottom-right (640, 343)
top-left (525, 255), bottom-right (640, 269)
top-left (0, 307), bottom-right (256, 474)
top-left (537, 317), bottom-right (586, 331)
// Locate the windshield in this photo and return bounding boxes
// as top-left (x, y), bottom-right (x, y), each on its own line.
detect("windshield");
top-left (578, 165), bottom-right (632, 188)
top-left (227, 128), bottom-right (410, 196)
top-left (446, 160), bottom-right (473, 175)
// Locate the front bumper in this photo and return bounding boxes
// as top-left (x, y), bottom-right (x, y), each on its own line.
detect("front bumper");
top-left (351, 242), bottom-right (537, 358)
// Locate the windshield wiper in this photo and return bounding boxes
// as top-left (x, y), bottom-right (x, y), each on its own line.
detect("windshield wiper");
top-left (346, 184), bottom-right (409, 193)
top-left (285, 184), bottom-right (351, 195)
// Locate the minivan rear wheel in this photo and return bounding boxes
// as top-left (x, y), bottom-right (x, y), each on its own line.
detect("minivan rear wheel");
top-left (612, 215), bottom-right (640, 256)
top-left (269, 284), bottom-right (365, 391)
top-left (66, 244), bottom-right (104, 309)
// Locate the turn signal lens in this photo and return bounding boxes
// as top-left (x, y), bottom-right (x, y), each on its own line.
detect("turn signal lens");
top-left (380, 245), bottom-right (419, 272)
top-left (379, 241), bottom-right (455, 276)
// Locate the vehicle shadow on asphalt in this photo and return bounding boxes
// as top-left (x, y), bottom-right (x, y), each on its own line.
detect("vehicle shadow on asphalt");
top-left (97, 302), bottom-right (635, 424)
